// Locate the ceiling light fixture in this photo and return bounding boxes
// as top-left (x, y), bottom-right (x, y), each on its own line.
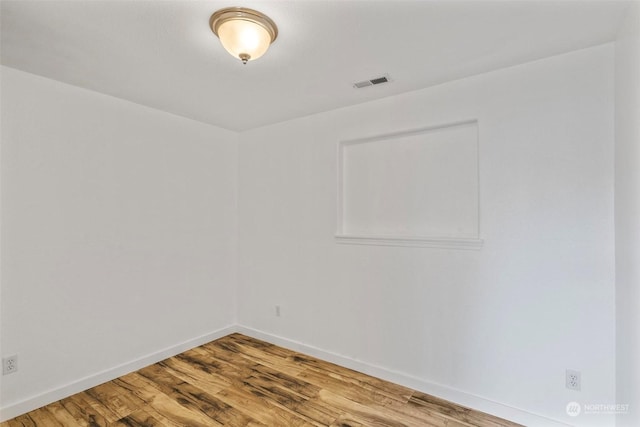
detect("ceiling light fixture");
top-left (209, 7), bottom-right (278, 64)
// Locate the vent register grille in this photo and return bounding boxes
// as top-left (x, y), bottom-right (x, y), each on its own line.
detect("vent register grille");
top-left (353, 75), bottom-right (390, 88)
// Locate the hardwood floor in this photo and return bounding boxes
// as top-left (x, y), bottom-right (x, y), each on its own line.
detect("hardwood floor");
top-left (1, 334), bottom-right (522, 426)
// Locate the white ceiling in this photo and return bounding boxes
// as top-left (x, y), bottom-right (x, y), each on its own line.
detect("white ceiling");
top-left (1, 0), bottom-right (631, 131)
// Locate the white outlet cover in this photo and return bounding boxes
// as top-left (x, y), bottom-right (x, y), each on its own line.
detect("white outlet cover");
top-left (566, 369), bottom-right (581, 391)
top-left (2, 355), bottom-right (18, 375)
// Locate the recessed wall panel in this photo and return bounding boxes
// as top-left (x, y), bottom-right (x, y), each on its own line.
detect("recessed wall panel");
top-left (337, 121), bottom-right (480, 248)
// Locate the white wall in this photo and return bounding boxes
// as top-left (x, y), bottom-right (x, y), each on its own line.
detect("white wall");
top-left (238, 44), bottom-right (615, 426)
top-left (0, 67), bottom-right (238, 418)
top-left (615, 2), bottom-right (640, 426)
top-left (0, 30), bottom-right (625, 427)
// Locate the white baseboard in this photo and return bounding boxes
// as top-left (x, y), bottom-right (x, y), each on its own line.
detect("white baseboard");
top-left (235, 325), bottom-right (571, 427)
top-left (0, 325), bottom-right (236, 422)
top-left (1, 324), bottom-right (570, 426)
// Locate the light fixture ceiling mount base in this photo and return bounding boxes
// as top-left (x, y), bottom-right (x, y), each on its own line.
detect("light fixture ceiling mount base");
top-left (210, 7), bottom-right (278, 64)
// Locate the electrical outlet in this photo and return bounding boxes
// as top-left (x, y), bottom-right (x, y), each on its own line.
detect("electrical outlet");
top-left (275, 305), bottom-right (281, 317)
top-left (566, 369), bottom-right (581, 391)
top-left (3, 355), bottom-right (18, 375)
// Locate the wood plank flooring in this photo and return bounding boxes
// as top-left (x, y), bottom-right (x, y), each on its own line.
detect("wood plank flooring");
top-left (1, 333), bottom-right (523, 426)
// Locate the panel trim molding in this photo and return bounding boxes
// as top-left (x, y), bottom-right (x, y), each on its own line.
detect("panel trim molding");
top-left (336, 119), bottom-right (482, 249)
top-left (335, 234), bottom-right (483, 250)
top-left (339, 119), bottom-right (479, 147)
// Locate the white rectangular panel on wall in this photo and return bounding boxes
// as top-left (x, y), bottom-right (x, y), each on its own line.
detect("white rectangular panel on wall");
top-left (336, 120), bottom-right (482, 249)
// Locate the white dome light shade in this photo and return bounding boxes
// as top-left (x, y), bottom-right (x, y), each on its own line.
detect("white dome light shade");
top-left (210, 8), bottom-right (278, 64)
top-left (217, 19), bottom-right (271, 62)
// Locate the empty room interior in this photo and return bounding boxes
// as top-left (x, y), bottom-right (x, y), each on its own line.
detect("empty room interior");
top-left (1, 0), bottom-right (639, 426)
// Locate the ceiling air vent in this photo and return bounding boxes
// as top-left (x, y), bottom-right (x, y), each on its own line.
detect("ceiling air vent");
top-left (353, 74), bottom-right (391, 89)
